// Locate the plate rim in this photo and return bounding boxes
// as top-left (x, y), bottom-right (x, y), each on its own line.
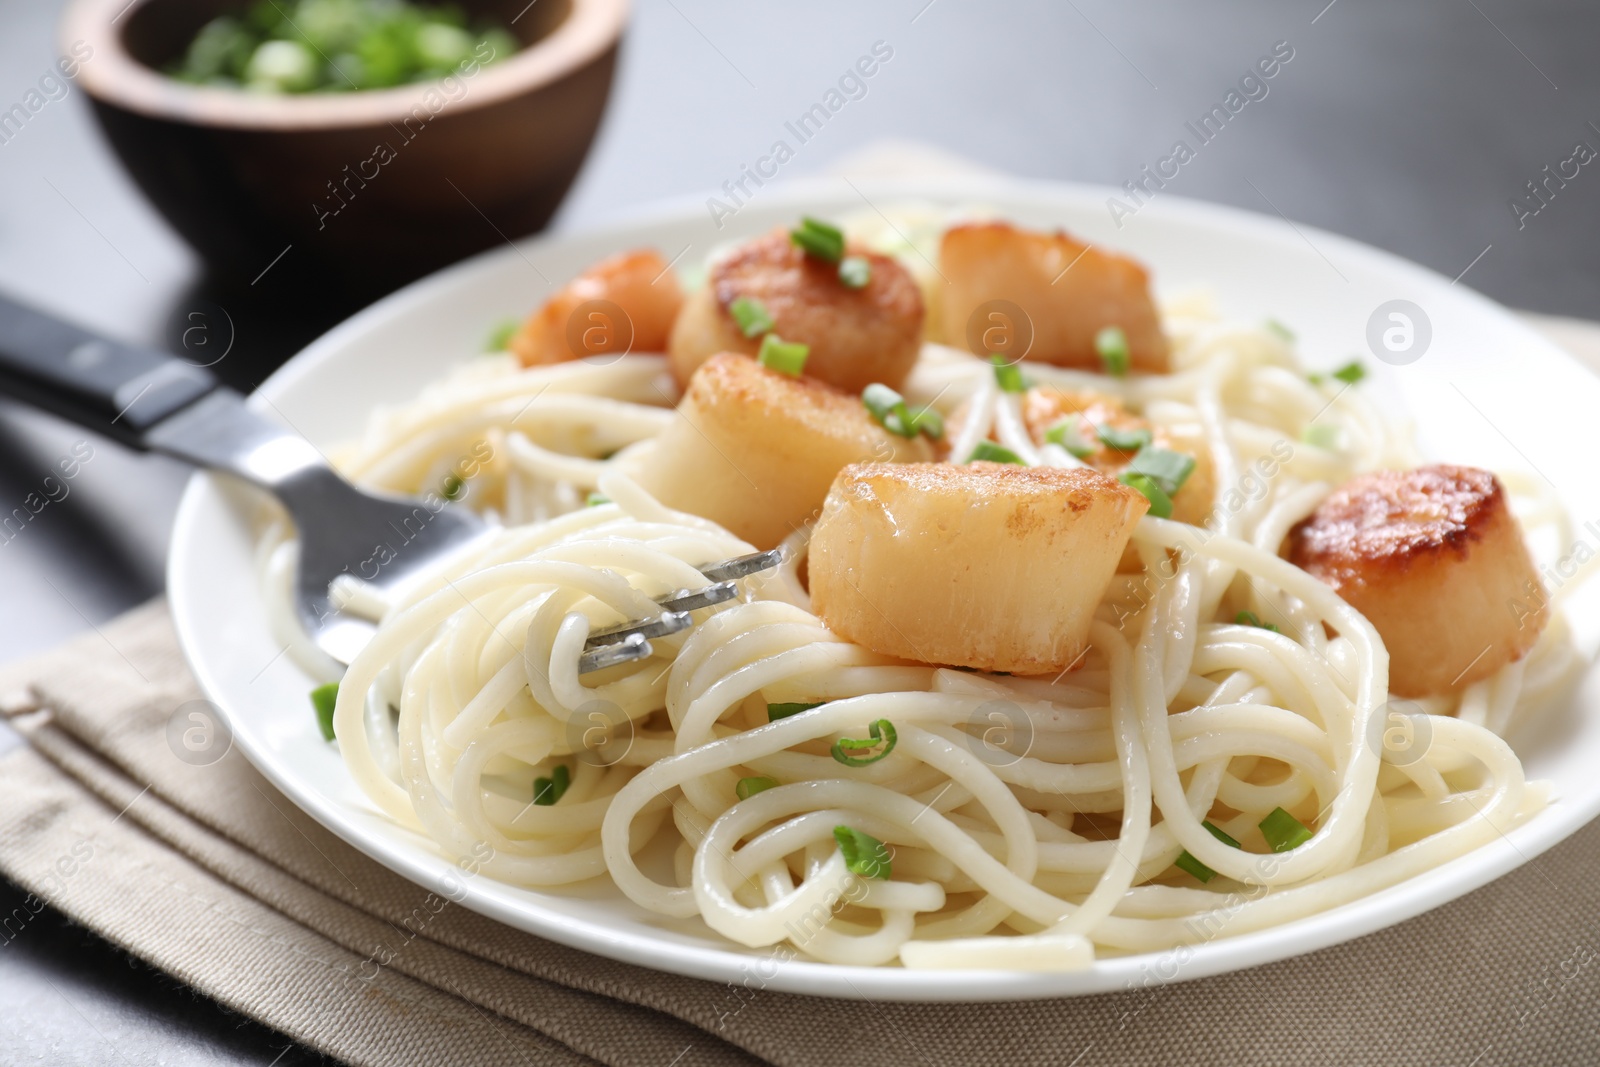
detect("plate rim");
top-left (167, 172), bottom-right (1600, 1001)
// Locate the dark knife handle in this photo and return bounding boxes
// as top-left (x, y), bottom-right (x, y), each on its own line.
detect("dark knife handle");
top-left (0, 293), bottom-right (218, 447)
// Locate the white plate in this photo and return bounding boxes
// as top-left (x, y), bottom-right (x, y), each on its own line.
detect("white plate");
top-left (168, 176), bottom-right (1600, 1001)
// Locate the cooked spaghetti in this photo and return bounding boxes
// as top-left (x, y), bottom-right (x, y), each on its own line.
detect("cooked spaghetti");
top-left (262, 212), bottom-right (1588, 970)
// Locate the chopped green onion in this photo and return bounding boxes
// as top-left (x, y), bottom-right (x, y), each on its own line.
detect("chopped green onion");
top-left (1234, 610), bottom-right (1280, 633)
top-left (1095, 325), bottom-right (1130, 377)
top-left (1313, 361), bottom-right (1366, 386)
top-left (1302, 424), bottom-right (1340, 449)
top-left (1124, 446), bottom-right (1195, 496)
top-left (757, 334), bottom-right (810, 376)
top-left (1044, 416), bottom-right (1095, 459)
top-left (831, 719), bottom-right (898, 767)
top-left (1332, 361), bottom-right (1366, 384)
top-left (1265, 318), bottom-right (1295, 342)
top-left (838, 256), bottom-right (872, 289)
top-left (1096, 424), bottom-right (1153, 452)
top-left (736, 776), bottom-right (779, 800)
top-left (990, 354), bottom-right (1026, 393)
top-left (1120, 472), bottom-right (1172, 519)
top-left (586, 492), bottom-right (610, 507)
top-left (245, 39), bottom-right (318, 92)
top-left (1173, 820), bottom-right (1244, 883)
top-left (310, 682), bottom-right (339, 741)
top-left (861, 383), bottom-right (944, 441)
top-left (484, 318), bottom-right (518, 352)
top-left (968, 440), bottom-right (1026, 465)
top-left (908, 405), bottom-right (945, 440)
top-left (729, 296), bottom-right (774, 338)
top-left (441, 473), bottom-right (465, 501)
top-left (863, 383), bottom-right (912, 435)
top-left (789, 216), bottom-right (845, 263)
top-left (169, 2), bottom-right (520, 93)
top-left (533, 764), bottom-right (571, 806)
top-left (768, 701), bottom-right (823, 721)
top-left (1174, 851), bottom-right (1217, 882)
top-left (170, 16), bottom-right (254, 85)
top-left (1259, 807), bottom-right (1314, 852)
top-left (833, 825), bottom-right (892, 880)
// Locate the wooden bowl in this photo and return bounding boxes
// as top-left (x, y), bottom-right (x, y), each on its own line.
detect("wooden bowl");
top-left (60, 0), bottom-right (627, 292)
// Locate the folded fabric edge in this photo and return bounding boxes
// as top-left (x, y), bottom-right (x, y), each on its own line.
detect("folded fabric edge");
top-left (0, 742), bottom-right (604, 1067)
top-left (9, 715), bottom-right (763, 1067)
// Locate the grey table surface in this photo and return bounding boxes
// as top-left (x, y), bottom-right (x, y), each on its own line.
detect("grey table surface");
top-left (1, 0), bottom-right (1598, 1063)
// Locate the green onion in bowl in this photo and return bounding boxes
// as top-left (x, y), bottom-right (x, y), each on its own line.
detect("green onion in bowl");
top-left (169, 0), bottom-right (520, 93)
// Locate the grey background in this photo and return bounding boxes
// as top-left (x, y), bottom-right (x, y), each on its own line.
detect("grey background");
top-left (0, 0), bottom-right (1596, 1062)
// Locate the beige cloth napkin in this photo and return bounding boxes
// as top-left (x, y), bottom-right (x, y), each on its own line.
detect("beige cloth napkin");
top-left (3, 310), bottom-right (1599, 1064)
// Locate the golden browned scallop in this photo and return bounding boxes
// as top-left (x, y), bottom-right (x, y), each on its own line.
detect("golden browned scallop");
top-left (938, 222), bottom-right (1168, 373)
top-left (809, 462), bottom-right (1149, 674)
top-left (1022, 387), bottom-right (1215, 527)
top-left (511, 249), bottom-right (684, 367)
top-left (1021, 388), bottom-right (1151, 466)
top-left (936, 388), bottom-right (1133, 463)
top-left (667, 229), bottom-right (924, 393)
top-left (629, 354), bottom-right (932, 549)
top-left (1288, 465), bottom-right (1547, 697)
top-left (942, 387), bottom-right (1212, 530)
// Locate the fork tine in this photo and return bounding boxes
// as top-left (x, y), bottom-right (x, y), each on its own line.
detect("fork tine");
top-left (578, 632), bottom-right (653, 674)
top-left (578, 584), bottom-right (732, 652)
top-left (698, 548), bottom-right (785, 582)
top-left (584, 609), bottom-right (693, 649)
top-left (575, 550), bottom-right (788, 674)
top-left (657, 580), bottom-right (738, 614)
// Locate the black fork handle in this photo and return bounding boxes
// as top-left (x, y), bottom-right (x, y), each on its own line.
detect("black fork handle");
top-left (0, 290), bottom-right (334, 493)
top-left (0, 293), bottom-right (219, 448)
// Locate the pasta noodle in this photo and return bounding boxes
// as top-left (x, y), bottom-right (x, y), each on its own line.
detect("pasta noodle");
top-left (261, 260), bottom-right (1586, 972)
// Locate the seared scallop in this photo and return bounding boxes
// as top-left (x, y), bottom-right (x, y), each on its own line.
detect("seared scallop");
top-left (938, 221), bottom-right (1168, 373)
top-left (629, 354), bottom-right (932, 549)
top-left (809, 462), bottom-right (1149, 674)
top-left (511, 249), bottom-right (684, 366)
top-left (1288, 465), bottom-right (1546, 697)
top-left (667, 229), bottom-right (924, 393)
top-left (942, 386), bottom-right (1212, 529)
top-left (1022, 387), bottom-right (1215, 527)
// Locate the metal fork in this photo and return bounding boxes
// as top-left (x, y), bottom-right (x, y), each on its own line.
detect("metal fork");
top-left (0, 295), bottom-right (775, 674)
top-left (576, 548), bottom-right (784, 672)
